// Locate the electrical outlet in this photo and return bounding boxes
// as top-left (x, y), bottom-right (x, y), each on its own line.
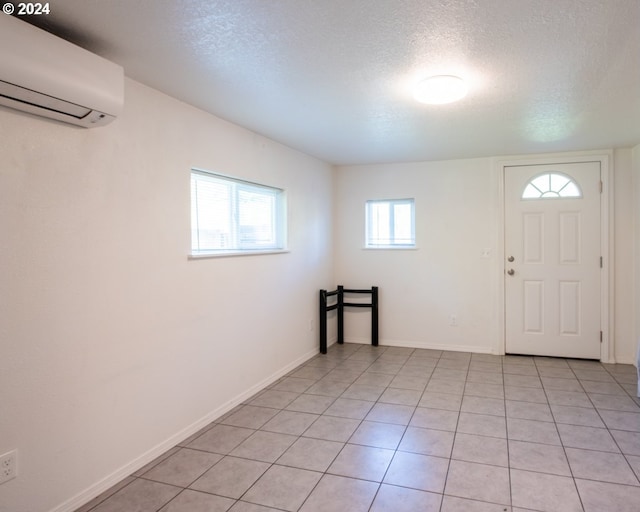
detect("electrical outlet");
top-left (0, 450), bottom-right (17, 485)
top-left (449, 314), bottom-right (458, 327)
top-left (309, 319), bottom-right (315, 331)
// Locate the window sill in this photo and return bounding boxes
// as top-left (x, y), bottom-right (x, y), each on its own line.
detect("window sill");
top-left (189, 249), bottom-right (290, 260)
top-left (362, 246), bottom-right (418, 251)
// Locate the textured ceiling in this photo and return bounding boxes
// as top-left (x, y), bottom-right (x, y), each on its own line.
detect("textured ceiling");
top-left (21, 0), bottom-right (640, 165)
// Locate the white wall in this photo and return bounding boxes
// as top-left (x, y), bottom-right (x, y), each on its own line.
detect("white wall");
top-left (0, 76), bottom-right (637, 512)
top-left (334, 158), bottom-right (501, 353)
top-left (633, 144), bottom-right (640, 368)
top-left (0, 79), bottom-right (334, 512)
top-left (334, 152), bottom-right (637, 362)
top-left (613, 148), bottom-right (636, 364)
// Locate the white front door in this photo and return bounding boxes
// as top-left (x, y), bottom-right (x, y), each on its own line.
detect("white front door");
top-left (505, 161), bottom-right (601, 359)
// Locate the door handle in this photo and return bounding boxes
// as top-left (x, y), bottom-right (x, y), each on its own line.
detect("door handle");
top-left (508, 256), bottom-right (515, 262)
top-left (507, 269), bottom-right (515, 276)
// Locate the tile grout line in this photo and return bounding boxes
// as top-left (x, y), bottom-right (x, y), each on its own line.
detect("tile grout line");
top-left (502, 356), bottom-right (514, 512)
top-left (573, 361), bottom-right (640, 489)
top-left (436, 351), bottom-right (470, 512)
top-left (542, 358), bottom-right (585, 512)
top-left (74, 345), bottom-right (639, 512)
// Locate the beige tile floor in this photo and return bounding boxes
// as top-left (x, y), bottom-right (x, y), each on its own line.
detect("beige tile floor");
top-left (76, 343), bottom-right (640, 512)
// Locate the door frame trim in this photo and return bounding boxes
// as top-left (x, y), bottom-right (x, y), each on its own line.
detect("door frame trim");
top-left (494, 151), bottom-right (614, 362)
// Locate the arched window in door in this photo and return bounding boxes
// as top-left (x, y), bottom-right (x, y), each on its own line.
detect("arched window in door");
top-left (522, 172), bottom-right (582, 199)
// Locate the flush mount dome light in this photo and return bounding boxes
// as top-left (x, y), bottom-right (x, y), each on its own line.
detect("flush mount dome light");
top-left (413, 75), bottom-right (468, 105)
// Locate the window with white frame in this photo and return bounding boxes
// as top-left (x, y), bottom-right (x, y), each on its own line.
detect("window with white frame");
top-left (521, 172), bottom-right (582, 199)
top-left (365, 198), bottom-right (415, 248)
top-left (190, 169), bottom-right (286, 255)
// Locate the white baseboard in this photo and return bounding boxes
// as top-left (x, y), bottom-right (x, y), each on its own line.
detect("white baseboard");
top-left (51, 346), bottom-right (319, 512)
top-left (342, 337), bottom-right (637, 366)
top-left (50, 337), bottom-right (632, 512)
top-left (342, 336), bottom-right (494, 354)
top-left (614, 356), bottom-right (637, 365)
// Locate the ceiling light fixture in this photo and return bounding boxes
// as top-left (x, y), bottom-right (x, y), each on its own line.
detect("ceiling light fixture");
top-left (413, 75), bottom-right (468, 105)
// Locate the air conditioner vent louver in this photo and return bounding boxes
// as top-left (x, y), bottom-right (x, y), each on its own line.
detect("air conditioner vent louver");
top-left (0, 16), bottom-right (123, 128)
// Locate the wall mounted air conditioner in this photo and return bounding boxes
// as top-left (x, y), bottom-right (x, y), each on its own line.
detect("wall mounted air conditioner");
top-left (0, 15), bottom-right (124, 128)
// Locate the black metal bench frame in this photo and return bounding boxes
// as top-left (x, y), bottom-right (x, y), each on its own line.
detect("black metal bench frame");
top-left (318, 285), bottom-right (378, 354)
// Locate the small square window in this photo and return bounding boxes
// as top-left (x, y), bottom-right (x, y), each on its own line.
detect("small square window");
top-left (191, 169), bottom-right (286, 256)
top-left (365, 199), bottom-right (415, 248)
